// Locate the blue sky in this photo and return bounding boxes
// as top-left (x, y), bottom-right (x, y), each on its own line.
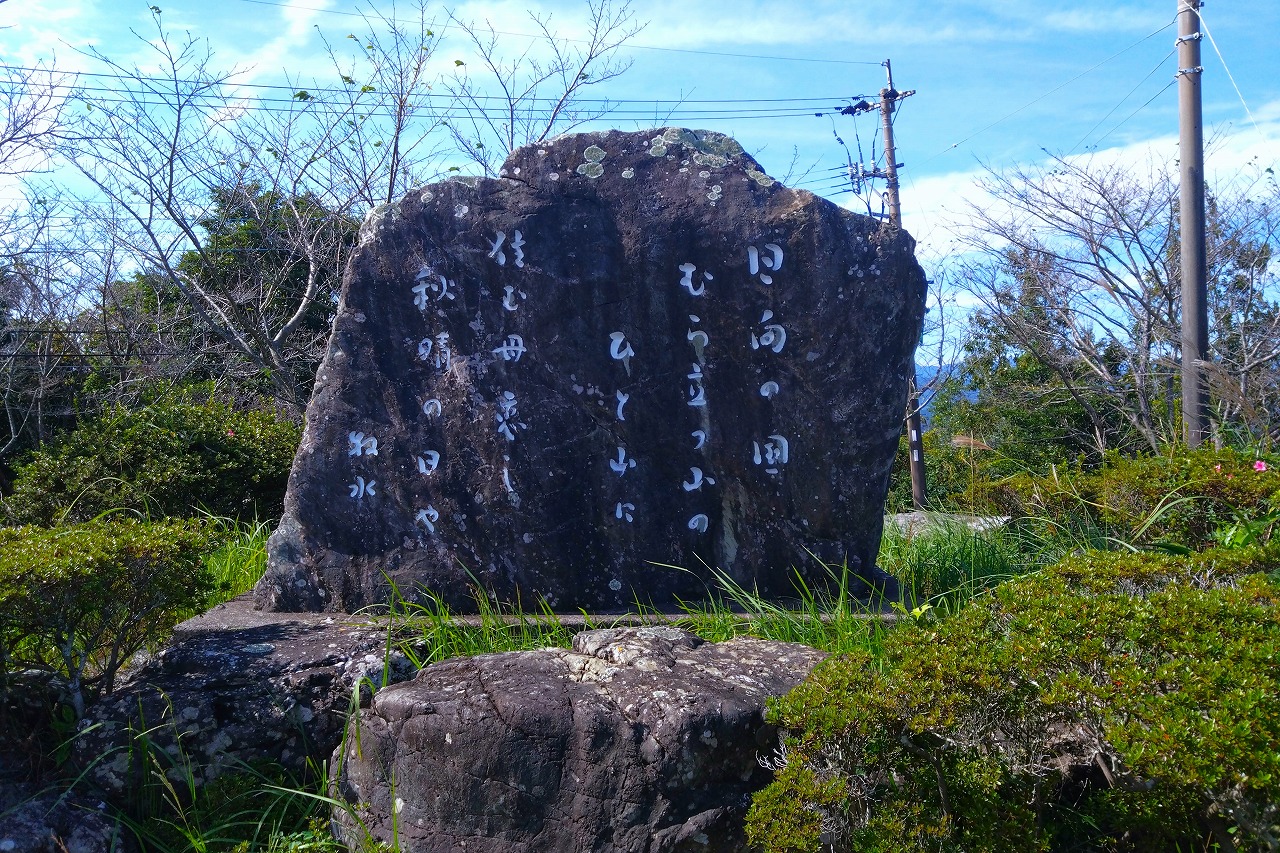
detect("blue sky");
top-left (2, 0), bottom-right (1276, 253)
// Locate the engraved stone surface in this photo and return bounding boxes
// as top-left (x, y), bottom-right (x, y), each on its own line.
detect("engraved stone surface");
top-left (330, 627), bottom-right (827, 851)
top-left (255, 127), bottom-right (926, 613)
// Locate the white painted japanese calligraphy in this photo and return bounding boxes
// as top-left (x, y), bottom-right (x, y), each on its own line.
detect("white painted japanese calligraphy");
top-left (747, 243), bottom-right (784, 285)
top-left (681, 467), bottom-right (716, 492)
top-left (678, 263), bottom-right (711, 297)
top-left (760, 381), bottom-right (780, 398)
top-left (487, 231), bottom-right (508, 266)
top-left (493, 334), bottom-right (527, 362)
top-left (609, 447), bottom-right (636, 476)
top-left (750, 310), bottom-right (787, 354)
top-left (413, 266), bottom-right (456, 303)
top-left (691, 430), bottom-right (707, 450)
top-left (415, 505), bottom-right (440, 533)
top-left (347, 432), bottom-right (378, 457)
top-left (615, 390), bottom-right (630, 421)
top-left (423, 399), bottom-right (442, 418)
top-left (688, 514), bottom-right (709, 533)
top-left (752, 434), bottom-right (791, 474)
top-left (417, 451), bottom-right (440, 475)
top-left (614, 502), bottom-right (635, 522)
top-left (502, 286), bottom-right (524, 311)
top-left (608, 331), bottom-right (635, 360)
top-left (687, 329), bottom-right (709, 348)
top-left (488, 229), bottom-right (527, 268)
top-left (510, 230), bottom-right (525, 268)
top-left (412, 280), bottom-right (431, 310)
top-left (349, 476), bottom-right (376, 499)
top-left (687, 363), bottom-right (707, 407)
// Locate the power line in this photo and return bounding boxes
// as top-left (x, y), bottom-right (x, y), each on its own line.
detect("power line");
top-left (230, 0), bottom-right (885, 65)
top-left (920, 17), bottom-right (1178, 166)
top-left (0, 66), bottom-right (856, 106)
top-left (1069, 45), bottom-right (1177, 155)
top-left (1089, 78), bottom-right (1177, 150)
top-left (1198, 9), bottom-right (1268, 141)
top-left (46, 95), bottom-right (844, 121)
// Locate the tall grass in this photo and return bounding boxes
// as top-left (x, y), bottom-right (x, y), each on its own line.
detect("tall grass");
top-left (372, 580), bottom-right (588, 669)
top-left (659, 560), bottom-right (893, 657)
top-left (878, 518), bottom-right (1026, 612)
top-left (201, 517), bottom-right (272, 605)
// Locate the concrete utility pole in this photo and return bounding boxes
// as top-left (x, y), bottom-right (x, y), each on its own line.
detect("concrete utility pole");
top-left (1177, 0), bottom-right (1209, 446)
top-left (878, 60), bottom-right (927, 508)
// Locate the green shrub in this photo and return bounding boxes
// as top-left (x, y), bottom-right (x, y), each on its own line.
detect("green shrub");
top-left (3, 393), bottom-right (301, 526)
top-left (747, 545), bottom-right (1280, 852)
top-left (0, 519), bottom-right (220, 718)
top-left (955, 447), bottom-right (1280, 556)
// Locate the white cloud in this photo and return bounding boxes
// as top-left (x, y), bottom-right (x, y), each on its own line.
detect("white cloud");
top-left (893, 106), bottom-right (1279, 260)
top-left (220, 0), bottom-right (336, 82)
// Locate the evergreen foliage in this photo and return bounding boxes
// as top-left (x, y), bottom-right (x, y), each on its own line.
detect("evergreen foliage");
top-left (3, 391), bottom-right (300, 526)
top-left (746, 545), bottom-right (1280, 852)
top-left (0, 518), bottom-right (219, 718)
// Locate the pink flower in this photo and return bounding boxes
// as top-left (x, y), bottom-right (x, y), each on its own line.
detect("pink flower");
top-left (1255, 460), bottom-right (1268, 472)
top-left (226, 429), bottom-right (236, 437)
top-left (1214, 464), bottom-right (1222, 472)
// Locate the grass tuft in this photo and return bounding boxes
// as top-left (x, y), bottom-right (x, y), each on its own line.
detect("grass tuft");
top-left (878, 517), bottom-right (1026, 612)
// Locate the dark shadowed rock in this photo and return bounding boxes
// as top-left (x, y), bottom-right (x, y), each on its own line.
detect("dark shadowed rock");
top-left (0, 783), bottom-right (123, 853)
top-left (70, 595), bottom-right (413, 798)
top-left (256, 127), bottom-right (926, 613)
top-left (331, 626), bottom-right (825, 852)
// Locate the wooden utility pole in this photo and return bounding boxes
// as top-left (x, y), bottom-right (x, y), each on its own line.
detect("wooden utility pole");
top-left (878, 60), bottom-right (927, 508)
top-left (1177, 0), bottom-right (1209, 446)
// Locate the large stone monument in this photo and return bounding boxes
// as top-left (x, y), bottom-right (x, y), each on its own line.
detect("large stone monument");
top-left (255, 127), bottom-right (926, 613)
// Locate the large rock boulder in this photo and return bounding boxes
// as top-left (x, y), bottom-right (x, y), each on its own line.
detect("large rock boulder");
top-left (71, 595), bottom-right (414, 797)
top-left (256, 126), bottom-right (926, 613)
top-left (331, 626), bottom-right (826, 852)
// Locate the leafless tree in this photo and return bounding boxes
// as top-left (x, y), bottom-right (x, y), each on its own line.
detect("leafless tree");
top-left (912, 258), bottom-right (966, 419)
top-left (0, 61), bottom-right (67, 175)
top-left (958, 154), bottom-right (1182, 451)
top-left (1198, 168), bottom-right (1280, 440)
top-left (441, 0), bottom-right (643, 175)
top-left (957, 152), bottom-right (1280, 450)
top-left (38, 2), bottom-right (645, 413)
top-left (0, 194), bottom-right (90, 459)
top-left (310, 0), bottom-right (453, 207)
top-left (52, 12), bottom-right (390, 411)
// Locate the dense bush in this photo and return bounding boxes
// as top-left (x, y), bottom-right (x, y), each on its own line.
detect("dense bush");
top-left (0, 519), bottom-right (220, 718)
top-left (747, 545), bottom-right (1280, 852)
top-left (969, 448), bottom-right (1280, 551)
top-left (2, 393), bottom-right (301, 525)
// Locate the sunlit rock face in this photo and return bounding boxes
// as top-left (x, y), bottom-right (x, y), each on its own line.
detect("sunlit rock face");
top-left (255, 127), bottom-right (926, 614)
top-left (331, 627), bottom-right (828, 851)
